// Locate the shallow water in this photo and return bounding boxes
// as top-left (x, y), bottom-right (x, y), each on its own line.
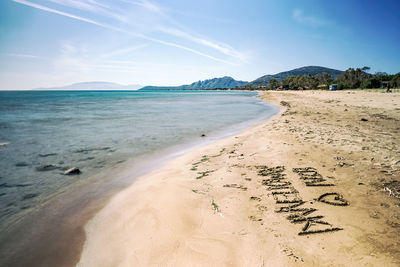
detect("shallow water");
top-left (0, 90), bottom-right (277, 227)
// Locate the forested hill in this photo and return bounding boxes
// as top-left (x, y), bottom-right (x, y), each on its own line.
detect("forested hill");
top-left (248, 66), bottom-right (344, 86)
top-left (139, 76), bottom-right (247, 90)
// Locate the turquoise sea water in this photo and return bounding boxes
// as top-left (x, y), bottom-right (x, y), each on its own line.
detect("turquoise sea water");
top-left (0, 90), bottom-right (277, 228)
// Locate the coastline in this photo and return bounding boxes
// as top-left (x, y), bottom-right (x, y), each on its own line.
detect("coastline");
top-left (78, 90), bottom-right (400, 266)
top-left (0, 92), bottom-right (277, 267)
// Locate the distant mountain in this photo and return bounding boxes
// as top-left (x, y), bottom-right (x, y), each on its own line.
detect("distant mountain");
top-left (248, 66), bottom-right (344, 87)
top-left (35, 81), bottom-right (142, 90)
top-left (140, 76), bottom-right (247, 90)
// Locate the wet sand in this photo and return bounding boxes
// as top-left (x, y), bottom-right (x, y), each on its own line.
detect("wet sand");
top-left (77, 90), bottom-right (400, 266)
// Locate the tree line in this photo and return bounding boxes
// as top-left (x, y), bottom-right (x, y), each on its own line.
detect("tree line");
top-left (242, 67), bottom-right (400, 90)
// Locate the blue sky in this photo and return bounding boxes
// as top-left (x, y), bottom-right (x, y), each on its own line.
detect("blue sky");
top-left (0, 0), bottom-right (399, 89)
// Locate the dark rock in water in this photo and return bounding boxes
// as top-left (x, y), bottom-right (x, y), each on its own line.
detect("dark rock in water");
top-left (63, 167), bottom-right (81, 175)
top-left (39, 153), bottom-right (58, 157)
top-left (201, 134), bottom-right (206, 137)
top-left (15, 162), bottom-right (29, 167)
top-left (360, 118), bottom-right (368, 122)
top-left (35, 165), bottom-right (60, 171)
top-left (74, 147), bottom-right (111, 154)
top-left (22, 193), bottom-right (38, 200)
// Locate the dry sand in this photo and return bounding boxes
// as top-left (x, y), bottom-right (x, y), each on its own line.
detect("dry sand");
top-left (77, 90), bottom-right (400, 267)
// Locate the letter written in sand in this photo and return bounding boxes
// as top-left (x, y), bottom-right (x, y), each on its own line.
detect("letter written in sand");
top-left (317, 193), bottom-right (349, 206)
top-left (293, 167), bottom-right (334, 187)
top-left (258, 165), bottom-right (343, 236)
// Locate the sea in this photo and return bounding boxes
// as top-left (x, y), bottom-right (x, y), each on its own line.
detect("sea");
top-left (0, 90), bottom-right (278, 230)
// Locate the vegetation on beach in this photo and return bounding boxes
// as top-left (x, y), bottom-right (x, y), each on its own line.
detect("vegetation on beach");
top-left (211, 199), bottom-right (220, 213)
top-left (241, 66), bottom-right (400, 91)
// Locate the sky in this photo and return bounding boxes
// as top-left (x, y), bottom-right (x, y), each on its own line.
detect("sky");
top-left (0, 0), bottom-right (399, 89)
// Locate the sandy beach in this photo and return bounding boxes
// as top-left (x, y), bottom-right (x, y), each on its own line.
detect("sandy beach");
top-left (77, 90), bottom-right (400, 266)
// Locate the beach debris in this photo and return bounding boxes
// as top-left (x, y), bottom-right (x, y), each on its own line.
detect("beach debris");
top-left (257, 205), bottom-right (268, 212)
top-left (383, 180), bottom-right (400, 199)
top-left (280, 101), bottom-right (291, 108)
top-left (337, 161), bottom-right (353, 167)
top-left (249, 215), bottom-right (263, 222)
top-left (190, 155), bottom-right (210, 171)
top-left (35, 164), bottom-right (60, 172)
top-left (191, 155), bottom-right (210, 171)
top-left (223, 184), bottom-right (247, 191)
top-left (196, 170), bottom-right (214, 179)
top-left (316, 193), bottom-right (349, 206)
top-left (369, 212), bottom-right (380, 219)
top-left (191, 189), bottom-right (205, 194)
top-left (250, 196), bottom-right (261, 201)
top-left (380, 202), bottom-right (390, 208)
top-left (360, 118), bottom-right (368, 122)
top-left (201, 134), bottom-right (206, 137)
top-left (371, 113), bottom-right (398, 121)
top-left (211, 199), bottom-right (220, 213)
top-left (63, 167), bottom-right (81, 175)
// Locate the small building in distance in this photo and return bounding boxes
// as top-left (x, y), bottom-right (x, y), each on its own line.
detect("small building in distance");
top-left (257, 85), bottom-right (267, 90)
top-left (329, 84), bottom-right (338, 90)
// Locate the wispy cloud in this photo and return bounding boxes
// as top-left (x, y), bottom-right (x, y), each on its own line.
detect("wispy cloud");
top-left (5, 53), bottom-right (41, 59)
top-left (125, 1), bottom-right (247, 62)
top-left (143, 36), bottom-right (237, 65)
top-left (120, 0), bottom-right (164, 16)
top-left (158, 26), bottom-right (248, 63)
top-left (13, 0), bottom-right (238, 65)
top-left (292, 9), bottom-right (330, 28)
top-left (52, 42), bottom-right (198, 76)
top-left (101, 44), bottom-right (147, 58)
top-left (48, 0), bottom-right (130, 23)
top-left (53, 43), bottom-right (91, 73)
top-left (12, 0), bottom-right (121, 31)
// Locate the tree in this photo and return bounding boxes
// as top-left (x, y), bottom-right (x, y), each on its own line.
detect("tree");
top-left (361, 66), bottom-right (371, 73)
top-left (390, 73), bottom-right (400, 88)
top-left (315, 72), bottom-right (333, 89)
top-left (360, 77), bottom-right (380, 89)
top-left (268, 79), bottom-right (279, 90)
top-left (304, 76), bottom-right (319, 89)
top-left (337, 67), bottom-right (370, 89)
